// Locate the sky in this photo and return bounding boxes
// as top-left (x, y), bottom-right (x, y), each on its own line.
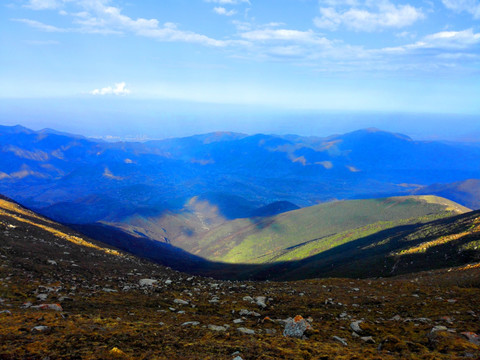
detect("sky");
top-left (1, 0), bottom-right (480, 139)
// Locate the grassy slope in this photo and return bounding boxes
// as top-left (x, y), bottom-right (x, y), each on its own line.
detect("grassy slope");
top-left (193, 196), bottom-right (469, 264)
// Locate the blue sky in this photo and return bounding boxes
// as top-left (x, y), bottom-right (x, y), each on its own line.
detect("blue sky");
top-left (1, 0), bottom-right (480, 138)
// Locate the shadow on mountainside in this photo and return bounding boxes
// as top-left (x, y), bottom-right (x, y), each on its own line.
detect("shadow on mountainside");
top-left (71, 209), bottom-right (480, 282)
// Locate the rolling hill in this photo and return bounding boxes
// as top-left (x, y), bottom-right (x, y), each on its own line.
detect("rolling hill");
top-left (129, 195), bottom-right (468, 265)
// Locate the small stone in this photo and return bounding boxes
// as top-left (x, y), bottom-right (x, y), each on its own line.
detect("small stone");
top-left (350, 321), bottom-right (363, 334)
top-left (33, 304), bottom-right (63, 311)
top-left (361, 336), bottom-right (375, 343)
top-left (36, 294), bottom-right (48, 301)
top-left (182, 321), bottom-right (200, 326)
top-left (233, 318), bottom-right (244, 324)
top-left (255, 296), bottom-right (267, 308)
top-left (102, 288), bottom-right (117, 293)
top-left (139, 279), bottom-right (157, 286)
top-left (174, 299), bottom-right (189, 305)
top-left (208, 324), bottom-right (227, 332)
top-left (237, 327), bottom-right (255, 335)
top-left (47, 260), bottom-right (57, 266)
top-left (430, 325), bottom-right (448, 333)
top-left (332, 336), bottom-right (348, 346)
top-left (31, 326), bottom-right (49, 333)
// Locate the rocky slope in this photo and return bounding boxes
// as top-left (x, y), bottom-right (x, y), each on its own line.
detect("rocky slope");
top-left (1, 196), bottom-right (480, 359)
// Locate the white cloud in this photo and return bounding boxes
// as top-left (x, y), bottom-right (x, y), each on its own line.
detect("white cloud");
top-left (18, 0), bottom-right (230, 46)
top-left (13, 18), bottom-right (66, 32)
top-left (240, 28), bottom-right (330, 46)
top-left (24, 0), bottom-right (64, 10)
top-left (382, 28), bottom-right (480, 53)
top-left (90, 82), bottom-right (131, 95)
top-left (213, 6), bottom-right (236, 16)
top-left (315, 0), bottom-right (424, 31)
top-left (442, 0), bottom-right (480, 18)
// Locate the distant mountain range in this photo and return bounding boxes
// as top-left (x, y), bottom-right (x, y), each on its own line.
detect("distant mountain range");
top-left (1, 125), bottom-right (479, 222)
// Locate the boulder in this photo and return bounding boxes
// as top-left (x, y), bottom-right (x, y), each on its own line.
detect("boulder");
top-left (283, 315), bottom-right (313, 338)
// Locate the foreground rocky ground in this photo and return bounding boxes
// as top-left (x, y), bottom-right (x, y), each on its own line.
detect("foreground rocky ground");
top-left (1, 196), bottom-right (480, 359)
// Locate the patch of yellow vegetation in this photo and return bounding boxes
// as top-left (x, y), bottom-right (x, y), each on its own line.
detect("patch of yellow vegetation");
top-left (396, 232), bottom-right (472, 256)
top-left (0, 208), bottom-right (122, 257)
top-left (457, 262), bottom-right (480, 271)
top-left (0, 198), bottom-right (56, 225)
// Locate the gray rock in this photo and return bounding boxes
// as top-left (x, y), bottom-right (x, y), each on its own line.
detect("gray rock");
top-left (102, 288), bottom-right (117, 293)
top-left (36, 294), bottom-right (48, 301)
top-left (238, 309), bottom-right (261, 317)
top-left (350, 321), bottom-right (363, 334)
top-left (174, 299), bottom-right (189, 305)
top-left (283, 316), bottom-right (313, 338)
top-left (31, 326), bottom-right (49, 333)
top-left (138, 279), bottom-right (157, 286)
top-left (208, 324), bottom-right (227, 332)
top-left (237, 327), bottom-right (255, 335)
top-left (255, 296), bottom-right (267, 308)
top-left (233, 356), bottom-right (243, 360)
top-left (233, 318), bottom-right (244, 324)
top-left (182, 321), bottom-right (200, 326)
top-left (332, 336), bottom-right (348, 346)
top-left (431, 325), bottom-right (448, 333)
top-left (361, 336), bottom-right (375, 343)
